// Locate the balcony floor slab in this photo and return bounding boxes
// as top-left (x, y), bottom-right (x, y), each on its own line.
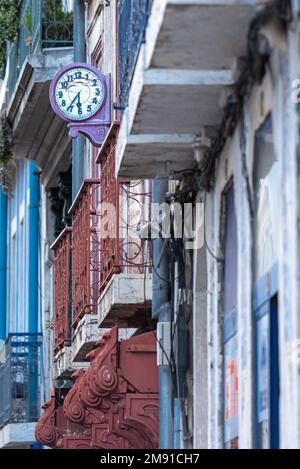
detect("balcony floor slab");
top-left (121, 134), bottom-right (196, 179)
top-left (132, 74), bottom-right (234, 135)
top-left (72, 314), bottom-right (100, 362)
top-left (98, 273), bottom-right (152, 328)
top-left (53, 346), bottom-right (89, 380)
top-left (0, 422), bottom-right (37, 448)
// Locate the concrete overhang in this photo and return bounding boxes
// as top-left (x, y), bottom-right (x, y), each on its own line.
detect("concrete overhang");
top-left (132, 69), bottom-right (235, 135)
top-left (116, 0), bottom-right (264, 179)
top-left (7, 48), bottom-right (73, 187)
top-left (0, 422), bottom-right (37, 448)
top-left (121, 134), bottom-right (197, 179)
top-left (150, 1), bottom-right (261, 71)
top-left (53, 346), bottom-right (89, 380)
top-left (72, 316), bottom-right (136, 362)
top-left (98, 273), bottom-right (152, 328)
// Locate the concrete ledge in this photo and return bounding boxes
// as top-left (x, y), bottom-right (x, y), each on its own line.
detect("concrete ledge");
top-left (54, 327), bottom-right (137, 377)
top-left (72, 314), bottom-right (100, 362)
top-left (144, 68), bottom-right (235, 86)
top-left (53, 346), bottom-right (89, 379)
top-left (98, 273), bottom-right (152, 328)
top-left (0, 422), bottom-right (37, 448)
top-left (7, 48), bottom-right (73, 128)
top-left (122, 134), bottom-right (196, 179)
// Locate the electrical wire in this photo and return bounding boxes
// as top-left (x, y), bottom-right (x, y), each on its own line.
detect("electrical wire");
top-left (203, 191), bottom-right (224, 263)
top-left (170, 238), bottom-right (192, 442)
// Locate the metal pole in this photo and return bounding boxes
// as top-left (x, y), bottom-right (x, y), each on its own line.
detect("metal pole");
top-left (0, 190), bottom-right (7, 341)
top-left (152, 179), bottom-right (173, 449)
top-left (72, 0), bottom-right (86, 199)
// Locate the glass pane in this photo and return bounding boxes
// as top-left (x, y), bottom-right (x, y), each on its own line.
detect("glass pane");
top-left (256, 308), bottom-right (270, 448)
top-left (223, 185), bottom-right (238, 341)
top-left (254, 117), bottom-right (279, 281)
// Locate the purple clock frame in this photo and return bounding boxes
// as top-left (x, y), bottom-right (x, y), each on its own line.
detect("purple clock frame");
top-left (49, 62), bottom-right (111, 147)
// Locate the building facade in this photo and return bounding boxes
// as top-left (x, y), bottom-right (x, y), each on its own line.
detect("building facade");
top-left (0, 0), bottom-right (74, 448)
top-left (1, 0), bottom-right (300, 450)
top-left (115, 0), bottom-right (300, 449)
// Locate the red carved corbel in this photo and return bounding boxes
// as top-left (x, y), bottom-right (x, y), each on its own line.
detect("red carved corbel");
top-left (36, 328), bottom-right (159, 449)
top-left (35, 389), bottom-right (64, 448)
top-left (86, 328), bottom-right (119, 397)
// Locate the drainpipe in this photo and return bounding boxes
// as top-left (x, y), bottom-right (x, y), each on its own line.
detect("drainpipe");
top-left (152, 179), bottom-right (174, 449)
top-left (28, 161), bottom-right (40, 334)
top-left (28, 161), bottom-right (39, 419)
top-left (0, 190), bottom-right (7, 341)
top-left (72, 0), bottom-right (86, 199)
top-left (28, 161), bottom-right (39, 334)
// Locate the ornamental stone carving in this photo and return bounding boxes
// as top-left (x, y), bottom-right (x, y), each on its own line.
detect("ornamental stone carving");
top-left (36, 328), bottom-right (159, 449)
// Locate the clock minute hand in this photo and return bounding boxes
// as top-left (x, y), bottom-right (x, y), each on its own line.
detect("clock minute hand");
top-left (66, 92), bottom-right (80, 111)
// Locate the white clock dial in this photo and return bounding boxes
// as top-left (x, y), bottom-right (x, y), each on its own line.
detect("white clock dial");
top-left (54, 67), bottom-right (105, 120)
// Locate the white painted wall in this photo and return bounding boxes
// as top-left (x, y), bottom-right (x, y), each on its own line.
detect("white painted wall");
top-left (195, 25), bottom-right (300, 447)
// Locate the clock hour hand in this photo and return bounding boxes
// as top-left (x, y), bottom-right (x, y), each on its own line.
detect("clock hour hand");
top-left (76, 92), bottom-right (82, 108)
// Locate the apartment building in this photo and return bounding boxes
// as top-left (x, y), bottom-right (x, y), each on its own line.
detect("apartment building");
top-left (1, 0), bottom-right (300, 450)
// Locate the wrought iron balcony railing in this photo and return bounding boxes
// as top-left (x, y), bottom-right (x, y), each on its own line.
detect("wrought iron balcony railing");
top-left (51, 227), bottom-right (72, 354)
top-left (69, 179), bottom-right (100, 328)
top-left (99, 138), bottom-right (152, 291)
top-left (7, 0), bottom-right (73, 97)
top-left (118, 0), bottom-right (150, 108)
top-left (0, 333), bottom-right (42, 429)
top-left (69, 145), bottom-right (151, 329)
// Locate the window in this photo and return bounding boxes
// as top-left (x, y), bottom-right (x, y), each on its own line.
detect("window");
top-left (253, 116), bottom-right (280, 449)
top-left (223, 183), bottom-right (239, 449)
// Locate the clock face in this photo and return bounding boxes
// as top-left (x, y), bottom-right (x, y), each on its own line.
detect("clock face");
top-left (54, 67), bottom-right (105, 120)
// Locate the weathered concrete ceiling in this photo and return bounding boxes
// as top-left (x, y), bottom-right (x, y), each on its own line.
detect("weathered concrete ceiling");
top-left (151, 3), bottom-right (255, 70)
top-left (116, 0), bottom-right (263, 179)
top-left (7, 48), bottom-right (73, 187)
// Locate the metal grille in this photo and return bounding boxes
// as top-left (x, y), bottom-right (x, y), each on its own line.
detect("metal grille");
top-left (99, 142), bottom-right (120, 289)
top-left (7, 0), bottom-right (73, 98)
top-left (118, 0), bottom-right (150, 108)
top-left (0, 334), bottom-right (42, 429)
top-left (41, 0), bottom-right (73, 49)
top-left (99, 139), bottom-right (152, 291)
top-left (70, 179), bottom-right (100, 327)
top-left (52, 227), bottom-right (72, 353)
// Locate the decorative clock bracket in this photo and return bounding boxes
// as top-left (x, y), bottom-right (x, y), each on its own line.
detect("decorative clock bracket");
top-left (49, 63), bottom-right (112, 147)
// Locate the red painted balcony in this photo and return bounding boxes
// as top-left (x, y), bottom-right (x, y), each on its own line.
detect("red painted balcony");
top-left (69, 179), bottom-right (100, 329)
top-left (99, 137), bottom-right (151, 292)
top-left (51, 227), bottom-right (72, 354)
top-left (97, 133), bottom-right (152, 328)
top-left (68, 136), bottom-right (151, 333)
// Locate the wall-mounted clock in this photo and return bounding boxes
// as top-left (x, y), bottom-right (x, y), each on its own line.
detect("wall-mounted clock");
top-left (49, 63), bottom-right (111, 146)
